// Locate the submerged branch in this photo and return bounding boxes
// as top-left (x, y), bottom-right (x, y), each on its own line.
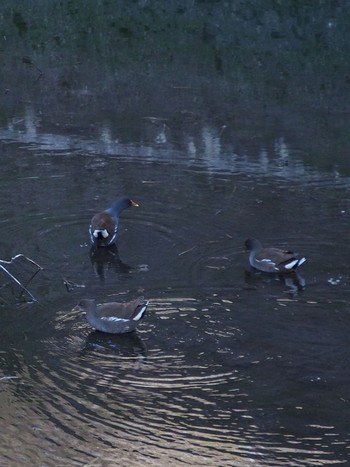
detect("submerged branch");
top-left (0, 376), bottom-right (19, 382)
top-left (63, 277), bottom-right (86, 292)
top-left (0, 254), bottom-right (43, 270)
top-left (0, 254), bottom-right (43, 302)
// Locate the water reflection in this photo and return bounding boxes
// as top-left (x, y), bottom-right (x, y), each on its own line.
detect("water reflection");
top-left (82, 329), bottom-right (147, 361)
top-left (0, 104), bottom-right (348, 186)
top-left (142, 117), bottom-right (169, 144)
top-left (244, 268), bottom-right (306, 294)
top-left (1, 102), bottom-right (350, 466)
top-left (89, 245), bottom-right (132, 279)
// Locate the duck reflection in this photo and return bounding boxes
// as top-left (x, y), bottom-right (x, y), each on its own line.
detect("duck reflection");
top-left (83, 329), bottom-right (147, 361)
top-left (244, 268), bottom-right (306, 293)
top-left (89, 244), bottom-right (132, 278)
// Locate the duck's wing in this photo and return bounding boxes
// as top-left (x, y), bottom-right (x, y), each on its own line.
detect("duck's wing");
top-left (90, 211), bottom-right (117, 235)
top-left (256, 248), bottom-right (305, 271)
top-left (89, 211), bottom-right (118, 245)
top-left (279, 251), bottom-right (306, 270)
top-left (98, 298), bottom-right (148, 321)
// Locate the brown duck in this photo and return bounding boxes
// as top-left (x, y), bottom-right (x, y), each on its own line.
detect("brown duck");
top-left (89, 196), bottom-right (139, 247)
top-left (245, 238), bottom-right (306, 273)
top-left (73, 297), bottom-right (149, 334)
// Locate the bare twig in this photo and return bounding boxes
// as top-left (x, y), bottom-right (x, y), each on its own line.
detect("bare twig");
top-left (0, 254), bottom-right (43, 302)
top-left (0, 254), bottom-right (43, 270)
top-left (0, 264), bottom-right (37, 301)
top-left (0, 376), bottom-right (19, 381)
top-left (178, 246), bottom-right (196, 256)
top-left (63, 278), bottom-right (86, 292)
top-left (18, 266), bottom-right (43, 300)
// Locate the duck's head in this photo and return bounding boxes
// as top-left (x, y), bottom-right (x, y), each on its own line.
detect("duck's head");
top-left (244, 238), bottom-right (262, 252)
top-left (109, 197), bottom-right (139, 215)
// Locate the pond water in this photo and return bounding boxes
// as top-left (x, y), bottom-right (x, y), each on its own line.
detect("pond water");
top-left (0, 100), bottom-right (349, 466)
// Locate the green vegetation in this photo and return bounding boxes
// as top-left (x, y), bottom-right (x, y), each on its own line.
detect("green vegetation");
top-left (0, 1), bottom-right (349, 107)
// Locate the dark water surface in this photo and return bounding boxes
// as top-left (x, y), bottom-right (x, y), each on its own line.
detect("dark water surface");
top-left (0, 100), bottom-right (350, 467)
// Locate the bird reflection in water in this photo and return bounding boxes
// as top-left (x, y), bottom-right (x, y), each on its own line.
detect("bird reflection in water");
top-left (89, 244), bottom-right (132, 278)
top-left (82, 330), bottom-right (148, 367)
top-left (244, 268), bottom-right (306, 293)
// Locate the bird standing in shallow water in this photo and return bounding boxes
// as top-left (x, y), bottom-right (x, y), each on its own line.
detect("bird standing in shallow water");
top-left (89, 197), bottom-right (139, 247)
top-left (245, 238), bottom-right (306, 273)
top-left (73, 297), bottom-right (149, 334)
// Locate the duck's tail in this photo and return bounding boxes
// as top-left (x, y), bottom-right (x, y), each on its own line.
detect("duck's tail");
top-left (132, 299), bottom-right (149, 321)
top-left (284, 256), bottom-right (306, 270)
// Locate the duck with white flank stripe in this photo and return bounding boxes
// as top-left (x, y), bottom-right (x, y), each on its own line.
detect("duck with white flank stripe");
top-left (245, 238), bottom-right (306, 273)
top-left (73, 297), bottom-right (149, 334)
